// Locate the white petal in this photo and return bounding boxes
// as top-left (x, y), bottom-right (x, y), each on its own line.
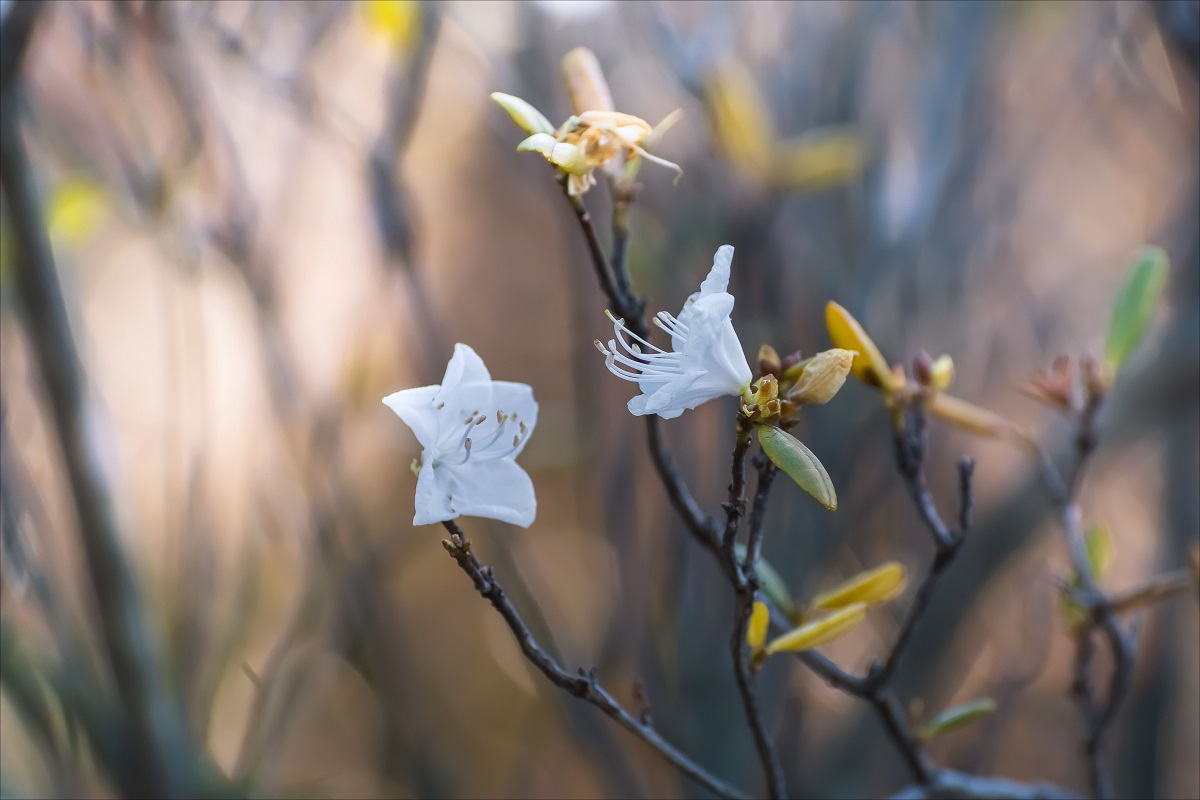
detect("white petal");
top-left (412, 459), bottom-right (455, 526)
top-left (435, 343), bottom-right (495, 423)
top-left (680, 293), bottom-right (736, 357)
top-left (628, 394), bottom-right (685, 419)
top-left (491, 381), bottom-right (539, 456)
top-left (698, 245), bottom-right (734, 296)
top-left (442, 460), bottom-right (537, 527)
top-left (382, 385), bottom-right (441, 447)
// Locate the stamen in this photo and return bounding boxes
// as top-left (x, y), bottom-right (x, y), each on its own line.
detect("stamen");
top-left (654, 311), bottom-right (689, 338)
top-left (519, 421), bottom-right (527, 436)
top-left (436, 402), bottom-right (445, 410)
top-left (608, 347), bottom-right (685, 375)
top-left (609, 317), bottom-right (670, 355)
top-left (612, 328), bottom-right (678, 361)
top-left (443, 437), bottom-right (473, 466)
top-left (472, 412), bottom-right (512, 453)
top-left (513, 435), bottom-right (519, 447)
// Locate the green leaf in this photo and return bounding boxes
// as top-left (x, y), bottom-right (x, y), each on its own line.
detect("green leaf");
top-left (735, 543), bottom-right (797, 621)
top-left (916, 698), bottom-right (997, 741)
top-left (757, 425), bottom-right (837, 510)
top-left (1084, 524), bottom-right (1113, 582)
top-left (1105, 246), bottom-right (1169, 371)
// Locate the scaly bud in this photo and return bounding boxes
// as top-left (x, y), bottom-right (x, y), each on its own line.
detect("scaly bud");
top-left (929, 355), bottom-right (955, 392)
top-left (758, 344), bottom-right (782, 378)
top-left (785, 348), bottom-right (855, 405)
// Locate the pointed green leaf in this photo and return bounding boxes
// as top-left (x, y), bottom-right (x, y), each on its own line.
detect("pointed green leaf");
top-left (917, 698), bottom-right (997, 741)
top-left (757, 425), bottom-right (837, 510)
top-left (735, 543), bottom-right (797, 621)
top-left (1105, 246), bottom-right (1169, 371)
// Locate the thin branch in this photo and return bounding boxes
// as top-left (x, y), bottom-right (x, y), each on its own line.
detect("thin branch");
top-left (868, 457), bottom-right (975, 692)
top-left (440, 521), bottom-right (752, 800)
top-left (1037, 390), bottom-right (1132, 799)
top-left (744, 459), bottom-right (779, 574)
top-left (728, 454), bottom-right (785, 799)
top-left (780, 420), bottom-right (977, 788)
top-left (646, 416), bottom-right (723, 553)
top-left (722, 429), bottom-right (752, 557)
top-left (892, 408), bottom-right (954, 549)
top-left (565, 185), bottom-right (623, 318)
top-left (873, 690), bottom-right (935, 784)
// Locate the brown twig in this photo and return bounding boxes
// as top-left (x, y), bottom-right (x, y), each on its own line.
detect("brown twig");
top-left (725, 449), bottom-right (785, 799)
top-left (439, 521), bottom-right (752, 800)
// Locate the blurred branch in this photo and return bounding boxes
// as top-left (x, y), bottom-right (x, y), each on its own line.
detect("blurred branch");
top-left (369, 0), bottom-right (441, 268)
top-left (1036, 394), bottom-right (1134, 800)
top-left (440, 521), bottom-right (752, 800)
top-left (0, 20), bottom-right (194, 795)
top-left (889, 769), bottom-right (1080, 800)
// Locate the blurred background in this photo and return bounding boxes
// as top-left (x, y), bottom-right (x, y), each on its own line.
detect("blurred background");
top-left (1, 1), bottom-right (1198, 798)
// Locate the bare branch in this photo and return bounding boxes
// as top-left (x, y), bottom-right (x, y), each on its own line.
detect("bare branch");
top-left (440, 521), bottom-right (752, 800)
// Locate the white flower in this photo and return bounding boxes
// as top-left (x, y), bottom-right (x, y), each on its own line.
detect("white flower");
top-left (383, 344), bottom-right (538, 527)
top-left (596, 245), bottom-right (752, 419)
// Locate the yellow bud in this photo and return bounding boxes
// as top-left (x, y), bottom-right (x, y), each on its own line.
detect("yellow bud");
top-left (747, 601), bottom-right (770, 652)
top-left (785, 348), bottom-right (856, 405)
top-left (705, 60), bottom-right (775, 178)
top-left (46, 180), bottom-right (108, 248)
top-left (928, 393), bottom-right (1018, 440)
top-left (929, 355), bottom-right (955, 392)
top-left (764, 603), bottom-right (867, 655)
top-left (562, 47), bottom-right (614, 115)
top-left (771, 127), bottom-right (865, 191)
top-left (361, 0), bottom-right (420, 51)
top-left (824, 301), bottom-right (899, 392)
top-left (811, 562), bottom-right (908, 610)
top-left (491, 92), bottom-right (555, 136)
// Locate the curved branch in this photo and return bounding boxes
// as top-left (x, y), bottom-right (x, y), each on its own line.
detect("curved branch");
top-left (440, 522), bottom-right (751, 800)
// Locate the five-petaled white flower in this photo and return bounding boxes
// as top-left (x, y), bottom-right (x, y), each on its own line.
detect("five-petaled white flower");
top-left (383, 344), bottom-right (538, 527)
top-left (596, 245), bottom-right (752, 419)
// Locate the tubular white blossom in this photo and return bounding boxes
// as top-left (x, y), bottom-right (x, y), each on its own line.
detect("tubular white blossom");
top-left (596, 245), bottom-right (752, 419)
top-left (383, 344), bottom-right (538, 527)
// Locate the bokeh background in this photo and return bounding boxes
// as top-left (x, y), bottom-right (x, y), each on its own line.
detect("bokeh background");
top-left (1, 1), bottom-right (1198, 798)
